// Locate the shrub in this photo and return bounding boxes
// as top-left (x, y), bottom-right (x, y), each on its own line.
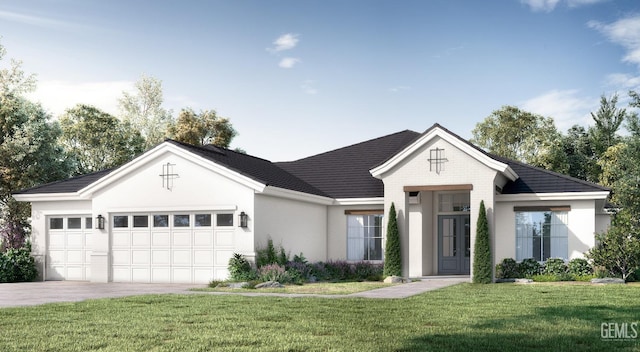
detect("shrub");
top-left (324, 260), bottom-right (352, 281)
top-left (310, 262), bottom-right (330, 282)
top-left (285, 261), bottom-right (312, 284)
top-left (209, 280), bottom-right (225, 288)
top-left (256, 238), bottom-right (289, 267)
top-left (567, 258), bottom-right (593, 276)
top-left (383, 203), bottom-right (402, 277)
top-left (354, 262), bottom-right (384, 281)
top-left (228, 253), bottom-right (256, 281)
top-left (495, 258), bottom-right (520, 279)
top-left (258, 263), bottom-right (291, 283)
top-left (473, 200), bottom-right (492, 284)
top-left (543, 258), bottom-right (568, 275)
top-left (518, 258), bottom-right (541, 277)
top-left (0, 244), bottom-right (37, 283)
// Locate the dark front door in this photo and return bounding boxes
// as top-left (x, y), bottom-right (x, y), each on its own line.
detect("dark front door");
top-left (438, 215), bottom-right (470, 275)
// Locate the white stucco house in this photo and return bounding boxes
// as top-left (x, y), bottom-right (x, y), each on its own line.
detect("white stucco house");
top-left (13, 124), bottom-right (611, 283)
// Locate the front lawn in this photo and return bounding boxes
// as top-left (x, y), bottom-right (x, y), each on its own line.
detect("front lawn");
top-left (1, 283), bottom-right (639, 351)
top-left (194, 281), bottom-right (394, 295)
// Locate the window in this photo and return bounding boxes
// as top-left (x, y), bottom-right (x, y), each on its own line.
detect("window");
top-left (85, 217), bottom-right (93, 229)
top-left (49, 218), bottom-right (64, 230)
top-left (153, 215), bottom-right (169, 227)
top-left (174, 215), bottom-right (190, 227)
top-left (439, 193), bottom-right (470, 212)
top-left (347, 214), bottom-right (383, 261)
top-left (67, 217), bottom-right (81, 229)
top-left (195, 214), bottom-right (212, 227)
top-left (133, 216), bottom-right (149, 228)
top-left (113, 216), bottom-right (129, 228)
top-left (216, 214), bottom-right (233, 227)
top-left (516, 211), bottom-right (568, 261)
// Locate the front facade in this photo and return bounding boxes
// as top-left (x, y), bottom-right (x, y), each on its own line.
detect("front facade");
top-left (14, 124), bottom-right (611, 283)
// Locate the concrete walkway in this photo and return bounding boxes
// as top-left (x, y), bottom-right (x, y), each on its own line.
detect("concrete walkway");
top-left (0, 277), bottom-right (469, 308)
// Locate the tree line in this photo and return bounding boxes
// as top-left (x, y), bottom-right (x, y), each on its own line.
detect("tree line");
top-left (0, 43), bottom-right (237, 250)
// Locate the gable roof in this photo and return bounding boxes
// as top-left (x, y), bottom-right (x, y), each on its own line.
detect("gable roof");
top-left (276, 130), bottom-right (421, 199)
top-left (14, 125), bottom-right (610, 200)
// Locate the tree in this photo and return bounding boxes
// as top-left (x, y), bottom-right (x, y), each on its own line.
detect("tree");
top-left (59, 104), bottom-right (145, 175)
top-left (383, 202), bottom-right (402, 277)
top-left (472, 200), bottom-right (492, 283)
top-left (0, 42), bottom-right (36, 97)
top-left (168, 108), bottom-right (237, 147)
top-left (471, 106), bottom-right (561, 167)
top-left (590, 94), bottom-right (626, 157)
top-left (546, 125), bottom-right (598, 182)
top-left (586, 209), bottom-right (640, 281)
top-left (118, 74), bottom-right (174, 149)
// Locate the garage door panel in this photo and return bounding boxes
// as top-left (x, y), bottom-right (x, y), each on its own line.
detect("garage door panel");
top-left (47, 265), bottom-right (65, 280)
top-left (112, 250), bottom-right (131, 265)
top-left (151, 267), bottom-right (171, 282)
top-left (112, 267), bottom-right (131, 282)
top-left (131, 250), bottom-right (150, 264)
top-left (112, 232), bottom-right (130, 247)
top-left (214, 267), bottom-right (229, 280)
top-left (172, 232), bottom-right (192, 246)
top-left (193, 250), bottom-right (213, 265)
top-left (49, 250), bottom-right (65, 264)
top-left (48, 234), bottom-right (65, 249)
top-left (152, 232), bottom-right (170, 246)
top-left (67, 233), bottom-right (84, 248)
top-left (215, 231), bottom-right (234, 247)
top-left (172, 268), bottom-right (192, 283)
top-left (215, 250), bottom-right (234, 266)
top-left (132, 267), bottom-right (150, 282)
top-left (173, 250), bottom-right (191, 265)
top-left (194, 268), bottom-right (213, 282)
top-left (152, 250), bottom-right (170, 265)
top-left (66, 266), bottom-right (84, 280)
top-left (132, 232), bottom-right (150, 246)
top-left (193, 231), bottom-right (213, 246)
top-left (66, 250), bottom-right (83, 264)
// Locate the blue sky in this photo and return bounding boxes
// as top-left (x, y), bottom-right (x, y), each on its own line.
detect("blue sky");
top-left (1, 0), bottom-right (639, 161)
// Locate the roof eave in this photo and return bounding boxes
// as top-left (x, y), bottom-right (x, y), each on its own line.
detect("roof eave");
top-left (495, 191), bottom-right (610, 202)
top-left (13, 192), bottom-right (86, 202)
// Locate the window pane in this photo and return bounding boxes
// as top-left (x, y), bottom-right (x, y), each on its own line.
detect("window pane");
top-left (113, 216), bottom-right (128, 228)
top-left (153, 215), bottom-right (169, 227)
top-left (85, 217), bottom-right (93, 229)
top-left (515, 211), bottom-right (568, 261)
top-left (49, 218), bottom-right (64, 230)
top-left (174, 215), bottom-right (190, 227)
top-left (347, 214), bottom-right (383, 261)
top-left (68, 217), bottom-right (82, 229)
top-left (133, 216), bottom-right (149, 228)
top-left (195, 214), bottom-right (212, 227)
top-left (217, 214), bottom-right (233, 227)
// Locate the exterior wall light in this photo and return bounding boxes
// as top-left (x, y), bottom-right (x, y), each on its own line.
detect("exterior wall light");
top-left (238, 211), bottom-right (248, 228)
top-left (96, 214), bottom-right (105, 230)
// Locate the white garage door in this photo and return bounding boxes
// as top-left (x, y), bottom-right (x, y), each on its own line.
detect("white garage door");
top-left (47, 215), bottom-right (92, 280)
top-left (111, 212), bottom-right (235, 283)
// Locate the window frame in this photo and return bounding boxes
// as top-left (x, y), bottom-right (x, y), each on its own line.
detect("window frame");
top-left (515, 210), bottom-right (569, 262)
top-left (346, 213), bottom-right (384, 262)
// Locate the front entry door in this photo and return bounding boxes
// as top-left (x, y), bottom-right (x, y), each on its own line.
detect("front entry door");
top-left (438, 215), bottom-right (470, 275)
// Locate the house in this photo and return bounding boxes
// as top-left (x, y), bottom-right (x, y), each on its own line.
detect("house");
top-left (13, 124), bottom-right (611, 283)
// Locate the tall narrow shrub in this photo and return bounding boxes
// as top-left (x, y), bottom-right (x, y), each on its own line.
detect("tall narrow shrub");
top-left (383, 202), bottom-right (402, 277)
top-left (473, 200), bottom-right (492, 283)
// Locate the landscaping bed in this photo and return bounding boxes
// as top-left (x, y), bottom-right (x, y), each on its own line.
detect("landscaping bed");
top-left (193, 281), bottom-right (395, 295)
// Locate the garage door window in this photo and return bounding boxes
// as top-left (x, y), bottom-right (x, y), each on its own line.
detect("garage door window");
top-left (68, 217), bottom-right (82, 229)
top-left (217, 214), bottom-right (233, 226)
top-left (195, 214), bottom-right (211, 227)
top-left (174, 215), bottom-right (190, 227)
top-left (133, 216), bottom-right (149, 228)
top-left (153, 215), bottom-right (169, 227)
top-left (85, 217), bottom-right (93, 229)
top-left (114, 216), bottom-right (129, 228)
top-left (50, 218), bottom-right (64, 229)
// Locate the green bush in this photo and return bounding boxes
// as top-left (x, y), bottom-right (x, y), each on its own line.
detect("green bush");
top-left (0, 244), bottom-right (37, 283)
top-left (495, 258), bottom-right (519, 279)
top-left (383, 203), bottom-right (402, 277)
top-left (472, 200), bottom-right (492, 284)
top-left (258, 263), bottom-right (291, 283)
top-left (228, 253), bottom-right (256, 281)
top-left (543, 258), bottom-right (568, 275)
top-left (567, 258), bottom-right (593, 276)
top-left (256, 238), bottom-right (289, 267)
top-left (518, 258), bottom-right (541, 277)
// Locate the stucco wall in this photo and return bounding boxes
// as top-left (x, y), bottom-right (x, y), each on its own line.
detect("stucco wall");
top-left (494, 199), bottom-right (601, 262)
top-left (254, 194), bottom-right (328, 262)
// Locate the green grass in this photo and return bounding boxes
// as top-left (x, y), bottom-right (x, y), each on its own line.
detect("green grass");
top-left (2, 283), bottom-right (640, 351)
top-left (194, 281), bottom-right (394, 295)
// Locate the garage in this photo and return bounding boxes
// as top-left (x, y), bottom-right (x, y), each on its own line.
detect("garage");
top-left (46, 215), bottom-right (93, 280)
top-left (111, 212), bottom-right (235, 283)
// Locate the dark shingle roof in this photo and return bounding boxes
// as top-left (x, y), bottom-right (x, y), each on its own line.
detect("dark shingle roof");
top-left (276, 130), bottom-right (421, 198)
top-left (491, 154), bottom-right (610, 194)
top-left (13, 169), bottom-right (114, 195)
top-left (166, 140), bottom-right (329, 197)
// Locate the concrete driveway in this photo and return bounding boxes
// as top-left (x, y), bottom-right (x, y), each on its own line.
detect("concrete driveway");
top-left (0, 281), bottom-right (205, 308)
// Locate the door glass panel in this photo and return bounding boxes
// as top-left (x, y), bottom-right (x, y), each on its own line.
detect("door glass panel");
top-left (174, 215), bottom-right (190, 227)
top-left (442, 218), bottom-right (456, 257)
top-left (49, 218), bottom-right (64, 230)
top-left (113, 216), bottom-right (128, 228)
top-left (464, 217), bottom-right (471, 257)
top-left (153, 215), bottom-right (169, 227)
top-left (68, 217), bottom-right (82, 229)
top-left (85, 217), bottom-right (93, 229)
top-left (133, 216), bottom-right (149, 228)
top-left (195, 214), bottom-right (212, 227)
top-left (216, 214), bottom-right (234, 227)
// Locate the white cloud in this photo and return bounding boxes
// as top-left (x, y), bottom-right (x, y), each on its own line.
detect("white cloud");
top-left (26, 80), bottom-right (134, 117)
top-left (606, 73), bottom-right (640, 89)
top-left (268, 33), bottom-right (299, 52)
top-left (589, 16), bottom-right (640, 67)
top-left (279, 57), bottom-right (301, 68)
top-left (301, 80), bottom-right (318, 95)
top-left (521, 0), bottom-right (608, 12)
top-left (389, 86), bottom-right (411, 93)
top-left (520, 89), bottom-right (598, 131)
top-left (0, 10), bottom-right (88, 30)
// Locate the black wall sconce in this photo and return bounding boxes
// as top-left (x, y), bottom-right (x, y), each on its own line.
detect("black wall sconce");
top-left (95, 214), bottom-right (105, 230)
top-left (238, 211), bottom-right (248, 228)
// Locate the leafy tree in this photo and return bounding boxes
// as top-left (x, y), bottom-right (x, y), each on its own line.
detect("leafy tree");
top-left (168, 108), bottom-right (237, 147)
top-left (590, 94), bottom-right (626, 157)
top-left (383, 202), bottom-right (402, 277)
top-left (598, 141), bottom-right (640, 215)
top-left (586, 209), bottom-right (640, 281)
top-left (546, 125), bottom-right (598, 182)
top-left (472, 200), bottom-right (492, 283)
top-left (0, 42), bottom-right (36, 97)
top-left (59, 104), bottom-right (145, 175)
top-left (118, 74), bottom-right (174, 149)
top-left (471, 106), bottom-right (561, 167)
